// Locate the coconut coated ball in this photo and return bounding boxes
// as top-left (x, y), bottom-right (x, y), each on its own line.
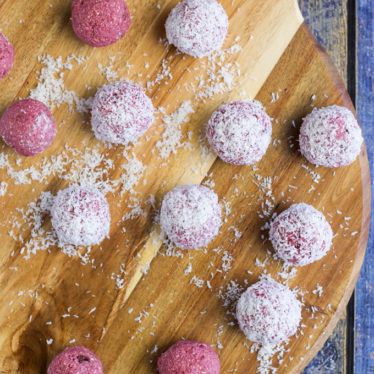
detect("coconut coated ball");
top-left (71, 0), bottom-right (131, 47)
top-left (91, 81), bottom-right (154, 145)
top-left (160, 184), bottom-right (222, 249)
top-left (47, 346), bottom-right (103, 374)
top-left (269, 203), bottom-right (333, 267)
top-left (165, 0), bottom-right (228, 58)
top-left (51, 185), bottom-right (110, 246)
top-left (206, 100), bottom-right (272, 165)
top-left (236, 279), bottom-right (302, 345)
top-left (0, 99), bottom-right (56, 156)
top-left (299, 105), bottom-right (363, 167)
top-left (158, 340), bottom-right (220, 374)
top-left (0, 32), bottom-right (15, 79)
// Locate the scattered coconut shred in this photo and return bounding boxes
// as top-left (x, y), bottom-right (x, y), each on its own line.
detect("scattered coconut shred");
top-left (0, 35), bottom-right (353, 373)
top-left (3, 40), bottom-right (243, 269)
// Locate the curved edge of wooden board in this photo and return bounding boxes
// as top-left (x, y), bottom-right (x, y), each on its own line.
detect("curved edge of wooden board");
top-left (295, 23), bottom-right (372, 373)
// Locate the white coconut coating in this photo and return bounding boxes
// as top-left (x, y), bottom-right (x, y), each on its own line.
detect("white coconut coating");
top-left (299, 105), bottom-right (363, 168)
top-left (165, 0), bottom-right (228, 58)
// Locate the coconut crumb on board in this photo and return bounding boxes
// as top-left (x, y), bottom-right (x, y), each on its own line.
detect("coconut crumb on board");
top-left (29, 54), bottom-right (87, 111)
top-left (156, 100), bottom-right (194, 159)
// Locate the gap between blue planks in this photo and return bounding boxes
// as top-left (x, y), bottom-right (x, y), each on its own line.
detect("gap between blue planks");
top-left (355, 1), bottom-right (374, 373)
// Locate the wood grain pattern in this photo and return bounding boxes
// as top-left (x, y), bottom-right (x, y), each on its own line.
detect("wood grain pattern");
top-left (355, 0), bottom-right (374, 372)
top-left (0, 1), bottom-right (369, 374)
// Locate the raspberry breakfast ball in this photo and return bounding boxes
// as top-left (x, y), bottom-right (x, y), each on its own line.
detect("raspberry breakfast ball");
top-left (165, 0), bottom-right (228, 58)
top-left (299, 105), bottom-right (363, 167)
top-left (236, 279), bottom-right (302, 345)
top-left (206, 100), bottom-right (272, 165)
top-left (71, 0), bottom-right (131, 47)
top-left (160, 184), bottom-right (221, 249)
top-left (0, 33), bottom-right (15, 79)
top-left (47, 346), bottom-right (103, 374)
top-left (158, 340), bottom-right (220, 374)
top-left (51, 185), bottom-right (110, 246)
top-left (91, 81), bottom-right (154, 145)
top-left (0, 99), bottom-right (56, 156)
top-left (269, 203), bottom-right (333, 267)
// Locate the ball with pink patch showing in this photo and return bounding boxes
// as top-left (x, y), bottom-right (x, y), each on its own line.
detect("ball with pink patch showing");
top-left (0, 99), bottom-right (56, 156)
top-left (91, 81), bottom-right (154, 145)
top-left (51, 185), bottom-right (110, 246)
top-left (71, 0), bottom-right (131, 47)
top-left (47, 346), bottom-right (103, 374)
top-left (158, 340), bottom-right (220, 374)
top-left (299, 105), bottom-right (363, 168)
top-left (160, 184), bottom-right (222, 249)
top-left (165, 0), bottom-right (228, 58)
top-left (206, 100), bottom-right (272, 165)
top-left (0, 32), bottom-right (15, 79)
top-left (269, 203), bottom-right (333, 267)
top-left (236, 279), bottom-right (302, 345)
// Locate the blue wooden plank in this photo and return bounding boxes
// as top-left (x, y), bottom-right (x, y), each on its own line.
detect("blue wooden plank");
top-left (355, 1), bottom-right (374, 372)
top-left (303, 320), bottom-right (346, 374)
top-left (298, 0), bottom-right (348, 79)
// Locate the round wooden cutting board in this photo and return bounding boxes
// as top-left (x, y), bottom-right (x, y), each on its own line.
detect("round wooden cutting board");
top-left (0, 0), bottom-right (370, 373)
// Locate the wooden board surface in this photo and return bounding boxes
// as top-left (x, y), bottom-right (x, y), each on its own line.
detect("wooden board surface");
top-left (0, 1), bottom-right (370, 373)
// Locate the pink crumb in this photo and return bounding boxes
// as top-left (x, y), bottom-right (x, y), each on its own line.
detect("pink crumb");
top-left (0, 98), bottom-right (56, 156)
top-left (165, 0), bottom-right (228, 58)
top-left (299, 105), bottom-right (363, 168)
top-left (71, 0), bottom-right (131, 47)
top-left (160, 184), bottom-right (222, 250)
top-left (269, 203), bottom-right (333, 267)
top-left (47, 346), bottom-right (103, 374)
top-left (236, 279), bottom-right (302, 345)
top-left (51, 185), bottom-right (110, 246)
top-left (206, 100), bottom-right (272, 165)
top-left (158, 340), bottom-right (220, 374)
top-left (0, 32), bottom-right (15, 79)
top-left (91, 81), bottom-right (154, 145)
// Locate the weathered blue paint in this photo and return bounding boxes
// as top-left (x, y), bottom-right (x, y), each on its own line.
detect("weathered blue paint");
top-left (303, 320), bottom-right (345, 374)
top-left (299, 0), bottom-right (346, 45)
top-left (299, 0), bottom-right (348, 75)
top-left (355, 1), bottom-right (374, 373)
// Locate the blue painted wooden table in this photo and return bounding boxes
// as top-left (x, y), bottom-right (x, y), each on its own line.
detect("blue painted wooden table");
top-left (299, 1), bottom-right (374, 373)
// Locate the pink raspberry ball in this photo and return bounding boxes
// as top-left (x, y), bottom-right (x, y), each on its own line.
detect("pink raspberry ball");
top-left (0, 99), bottom-right (56, 156)
top-left (165, 0), bottom-right (228, 58)
top-left (160, 184), bottom-right (221, 249)
top-left (91, 81), bottom-right (154, 145)
top-left (236, 279), bottom-right (302, 345)
top-left (51, 185), bottom-right (110, 246)
top-left (269, 203), bottom-right (333, 267)
top-left (47, 346), bottom-right (103, 374)
top-left (158, 340), bottom-right (220, 374)
top-left (206, 100), bottom-right (272, 165)
top-left (0, 33), bottom-right (15, 79)
top-left (71, 0), bottom-right (131, 47)
top-left (299, 105), bottom-right (363, 167)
